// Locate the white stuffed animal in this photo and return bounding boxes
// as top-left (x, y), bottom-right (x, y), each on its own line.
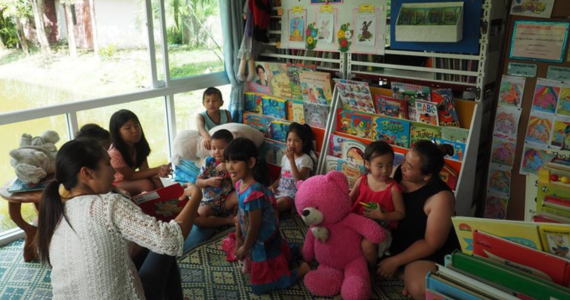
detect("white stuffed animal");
top-left (9, 130), bottom-right (60, 185)
top-left (171, 123), bottom-right (265, 167)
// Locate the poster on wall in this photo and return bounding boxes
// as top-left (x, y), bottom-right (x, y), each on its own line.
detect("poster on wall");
top-left (351, 4), bottom-right (386, 55)
top-left (520, 146), bottom-right (549, 175)
top-left (498, 75), bottom-right (526, 109)
top-left (555, 85), bottom-right (570, 117)
top-left (355, 12), bottom-right (377, 46)
top-left (532, 78), bottom-right (561, 114)
top-left (550, 117), bottom-right (570, 150)
top-left (487, 164), bottom-right (512, 196)
top-left (524, 112), bottom-right (554, 147)
top-left (491, 137), bottom-right (517, 168)
top-left (492, 106), bottom-right (522, 140)
top-left (484, 193), bottom-right (509, 220)
top-left (311, 0), bottom-right (343, 3)
top-left (316, 12), bottom-right (335, 44)
top-left (510, 0), bottom-right (555, 19)
top-left (510, 21), bottom-right (569, 63)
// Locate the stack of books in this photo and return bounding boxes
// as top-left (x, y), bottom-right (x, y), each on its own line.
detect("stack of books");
top-left (426, 217), bottom-right (570, 300)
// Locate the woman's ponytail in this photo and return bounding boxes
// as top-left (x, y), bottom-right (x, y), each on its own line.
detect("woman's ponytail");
top-left (37, 180), bottom-right (66, 265)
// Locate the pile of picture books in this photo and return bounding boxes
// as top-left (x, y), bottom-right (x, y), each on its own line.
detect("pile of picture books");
top-left (131, 183), bottom-right (187, 222)
top-left (428, 216), bottom-right (570, 300)
top-left (7, 175), bottom-right (54, 193)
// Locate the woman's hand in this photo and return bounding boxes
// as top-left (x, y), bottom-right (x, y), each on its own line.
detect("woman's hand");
top-left (377, 256), bottom-right (400, 278)
top-left (364, 205), bottom-right (384, 220)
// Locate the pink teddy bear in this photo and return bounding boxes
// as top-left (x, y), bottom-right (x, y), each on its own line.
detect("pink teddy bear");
top-left (295, 171), bottom-right (386, 300)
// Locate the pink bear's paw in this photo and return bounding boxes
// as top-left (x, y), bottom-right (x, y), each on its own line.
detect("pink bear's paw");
top-left (304, 265), bottom-right (343, 297)
top-left (341, 258), bottom-right (371, 300)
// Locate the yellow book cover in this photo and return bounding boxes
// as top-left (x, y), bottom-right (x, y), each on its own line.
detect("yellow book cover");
top-left (539, 224), bottom-right (570, 259)
top-left (452, 216), bottom-right (542, 255)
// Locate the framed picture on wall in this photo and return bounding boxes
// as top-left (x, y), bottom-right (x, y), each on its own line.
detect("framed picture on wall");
top-left (510, 21), bottom-right (569, 63)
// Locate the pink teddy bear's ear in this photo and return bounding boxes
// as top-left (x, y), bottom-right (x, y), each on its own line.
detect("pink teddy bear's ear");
top-left (296, 179), bottom-right (304, 190)
top-left (327, 171), bottom-right (349, 194)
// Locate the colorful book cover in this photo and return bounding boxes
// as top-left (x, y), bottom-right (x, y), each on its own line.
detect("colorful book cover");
top-left (375, 117), bottom-right (411, 148)
top-left (483, 193), bottom-right (509, 219)
top-left (336, 159), bottom-right (366, 189)
top-left (539, 224), bottom-right (570, 259)
top-left (325, 155), bottom-right (340, 173)
top-left (268, 119), bottom-right (291, 142)
top-left (431, 88), bottom-right (460, 127)
top-left (442, 127), bottom-right (469, 144)
top-left (337, 109), bottom-right (376, 139)
top-left (260, 139), bottom-right (287, 166)
top-left (473, 230), bottom-right (570, 287)
top-left (490, 137), bottom-right (516, 168)
top-left (329, 134), bottom-right (347, 158)
top-left (394, 152), bottom-right (405, 167)
top-left (434, 138), bottom-right (465, 161)
top-left (451, 216), bottom-right (543, 255)
top-left (304, 102), bottom-right (329, 129)
top-left (374, 95), bottom-right (408, 119)
top-left (410, 123), bottom-right (442, 147)
top-left (243, 112), bottom-right (273, 135)
top-left (391, 81), bottom-right (431, 121)
top-left (520, 146), bottom-right (550, 176)
top-left (499, 75), bottom-right (526, 109)
top-left (287, 99), bottom-right (305, 124)
top-left (244, 92), bottom-right (263, 113)
top-left (132, 184), bottom-right (187, 222)
top-left (248, 62), bottom-right (294, 99)
top-left (8, 177), bottom-right (53, 193)
top-left (493, 106), bottom-right (522, 140)
top-left (525, 112), bottom-right (554, 147)
top-left (556, 85), bottom-right (570, 117)
top-left (341, 140), bottom-right (366, 165)
top-left (415, 100), bottom-right (439, 126)
top-left (550, 118), bottom-right (570, 150)
top-left (532, 78), bottom-right (561, 114)
top-left (262, 96), bottom-right (287, 120)
top-left (487, 164), bottom-right (511, 196)
top-left (287, 63), bottom-right (315, 100)
top-left (335, 79), bottom-right (376, 113)
top-left (440, 163), bottom-right (458, 191)
top-left (299, 70), bottom-right (333, 105)
top-left (426, 273), bottom-right (489, 300)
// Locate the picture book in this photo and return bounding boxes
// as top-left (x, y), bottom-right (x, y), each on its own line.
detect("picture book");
top-left (262, 96), bottom-right (288, 120)
top-left (244, 92), bottom-right (263, 113)
top-left (451, 216), bottom-right (543, 255)
top-left (415, 100), bottom-right (439, 126)
top-left (410, 123), bottom-right (442, 147)
top-left (394, 152), bottom-right (405, 167)
top-left (303, 102), bottom-right (329, 128)
top-left (260, 139), bottom-right (287, 166)
top-left (424, 289), bottom-right (450, 300)
top-left (287, 99), bottom-right (305, 124)
top-left (336, 159), bottom-right (366, 189)
top-left (473, 230), bottom-right (570, 287)
top-left (431, 88), bottom-right (460, 127)
top-left (539, 224), bottom-right (570, 259)
top-left (440, 163), bottom-right (458, 191)
top-left (434, 138), bottom-right (465, 161)
top-left (487, 164), bottom-right (511, 196)
top-left (550, 117), bottom-right (570, 150)
top-left (244, 112), bottom-right (273, 135)
top-left (132, 183), bottom-right (187, 222)
top-left (493, 106), bottom-right (521, 140)
top-left (325, 156), bottom-right (340, 173)
top-left (341, 139), bottom-right (366, 165)
top-left (498, 75), bottom-right (526, 109)
top-left (329, 134), bottom-right (347, 158)
top-left (248, 62), bottom-right (293, 99)
top-left (289, 13), bottom-right (305, 42)
top-left (287, 64), bottom-right (315, 100)
top-left (337, 109), bottom-right (376, 140)
top-left (375, 117), bottom-right (411, 148)
top-left (268, 119), bottom-right (291, 142)
top-left (374, 95), bottom-right (408, 119)
top-left (520, 146), bottom-right (550, 176)
top-left (490, 137), bottom-right (516, 168)
top-left (335, 79), bottom-right (376, 114)
top-left (525, 112), bottom-right (554, 147)
top-left (8, 176), bottom-right (53, 193)
top-left (532, 78), bottom-right (561, 114)
top-left (391, 81), bottom-right (431, 121)
top-left (426, 272), bottom-right (492, 300)
top-left (299, 70), bottom-right (332, 105)
top-left (533, 212), bottom-right (570, 224)
top-left (442, 127), bottom-right (469, 144)
top-left (556, 85), bottom-right (570, 117)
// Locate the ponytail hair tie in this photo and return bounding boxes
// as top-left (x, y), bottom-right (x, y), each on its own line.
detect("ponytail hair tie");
top-left (58, 184), bottom-right (71, 200)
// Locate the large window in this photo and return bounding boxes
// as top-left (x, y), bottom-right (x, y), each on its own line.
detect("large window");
top-left (174, 84), bottom-right (231, 132)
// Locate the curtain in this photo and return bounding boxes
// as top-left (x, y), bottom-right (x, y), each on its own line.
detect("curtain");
top-left (220, 0), bottom-right (246, 122)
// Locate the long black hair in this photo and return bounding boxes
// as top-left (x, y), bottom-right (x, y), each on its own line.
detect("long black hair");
top-left (364, 140), bottom-right (394, 162)
top-left (412, 140), bottom-right (454, 177)
top-left (37, 139), bottom-right (107, 266)
top-left (109, 109), bottom-right (150, 169)
top-left (223, 137), bottom-right (269, 186)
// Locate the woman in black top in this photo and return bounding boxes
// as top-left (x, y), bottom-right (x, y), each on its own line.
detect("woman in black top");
top-left (377, 140), bottom-right (459, 300)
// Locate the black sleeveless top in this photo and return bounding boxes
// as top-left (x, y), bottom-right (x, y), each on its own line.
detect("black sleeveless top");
top-left (390, 167), bottom-right (459, 264)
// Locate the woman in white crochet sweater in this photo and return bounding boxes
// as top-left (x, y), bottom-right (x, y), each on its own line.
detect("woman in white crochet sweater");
top-left (37, 139), bottom-right (201, 300)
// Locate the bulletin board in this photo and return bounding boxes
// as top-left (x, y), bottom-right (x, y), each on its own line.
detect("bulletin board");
top-left (280, 0), bottom-right (387, 54)
top-left (495, 1), bottom-right (570, 221)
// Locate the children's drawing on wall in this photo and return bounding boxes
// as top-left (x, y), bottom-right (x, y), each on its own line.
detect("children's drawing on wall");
top-left (491, 138), bottom-right (516, 168)
top-left (289, 14), bottom-right (305, 42)
top-left (550, 118), bottom-right (570, 150)
top-left (532, 78), bottom-right (561, 114)
top-left (484, 194), bottom-right (509, 220)
top-left (510, 0), bottom-right (555, 19)
top-left (311, 0), bottom-right (343, 3)
top-left (520, 146), bottom-right (549, 175)
top-left (525, 112), bottom-right (554, 147)
top-left (492, 106), bottom-right (521, 140)
top-left (487, 165), bottom-right (512, 196)
top-left (356, 13), bottom-right (376, 46)
top-left (555, 86), bottom-right (570, 117)
top-left (316, 13), bottom-right (334, 44)
top-left (499, 75), bottom-right (526, 109)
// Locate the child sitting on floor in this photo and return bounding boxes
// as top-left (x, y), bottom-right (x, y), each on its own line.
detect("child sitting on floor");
top-left (196, 87), bottom-right (232, 150)
top-left (350, 141), bottom-right (405, 267)
top-left (194, 129), bottom-right (238, 228)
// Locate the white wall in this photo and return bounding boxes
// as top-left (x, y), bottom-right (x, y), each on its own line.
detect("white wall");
top-left (95, 0), bottom-right (147, 49)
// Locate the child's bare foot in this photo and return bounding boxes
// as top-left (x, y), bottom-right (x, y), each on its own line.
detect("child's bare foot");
top-left (297, 262), bottom-right (311, 278)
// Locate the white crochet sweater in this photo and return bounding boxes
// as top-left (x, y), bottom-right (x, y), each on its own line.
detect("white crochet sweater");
top-left (49, 193), bottom-right (184, 300)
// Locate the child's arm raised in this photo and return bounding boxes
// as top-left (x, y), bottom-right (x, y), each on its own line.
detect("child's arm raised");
top-left (287, 150), bottom-right (311, 182)
top-left (115, 159), bottom-right (168, 181)
top-left (235, 209), bottom-right (261, 260)
top-left (196, 114), bottom-right (211, 150)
